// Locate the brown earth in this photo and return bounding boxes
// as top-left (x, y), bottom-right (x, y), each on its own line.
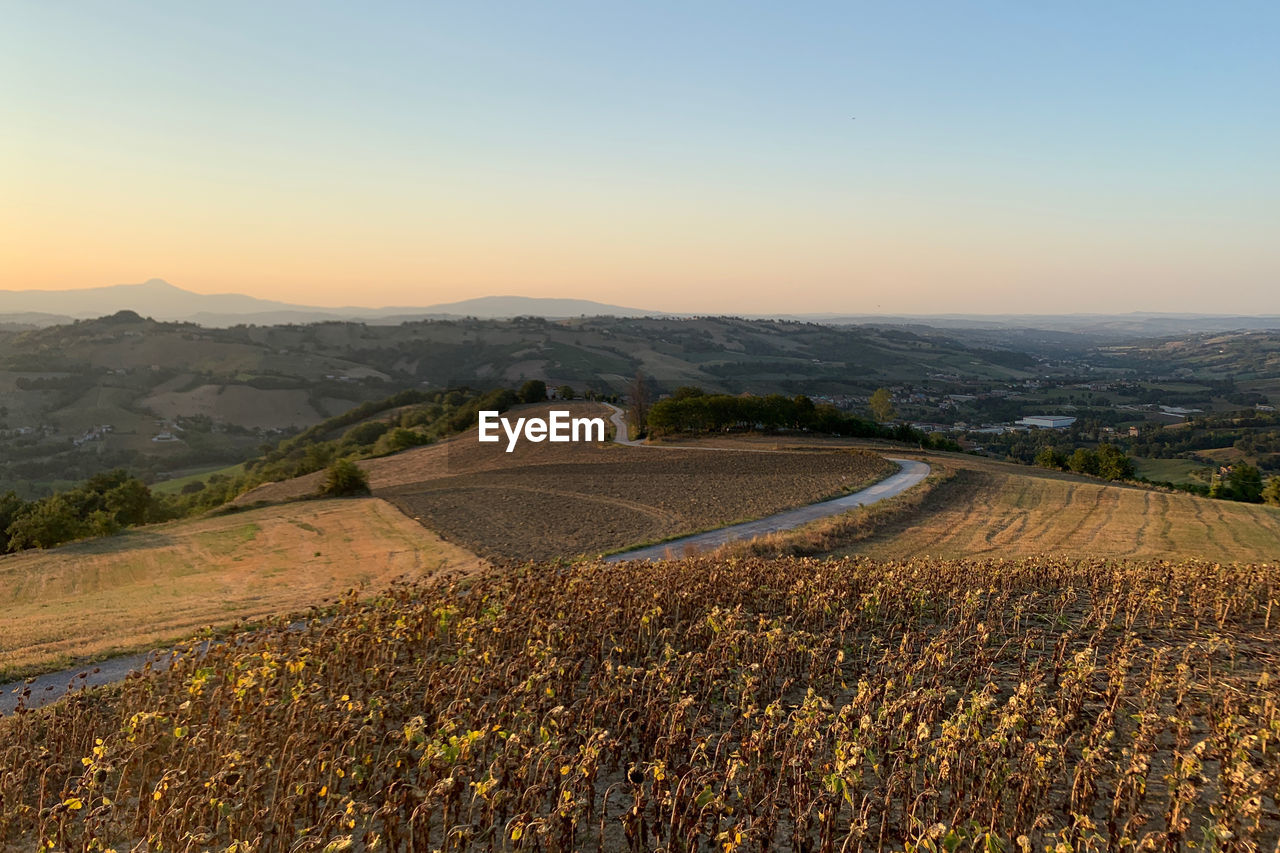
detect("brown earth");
top-left (236, 403), bottom-right (895, 560)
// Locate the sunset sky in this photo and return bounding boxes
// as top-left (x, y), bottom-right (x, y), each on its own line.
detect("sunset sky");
top-left (3, 2), bottom-right (1277, 314)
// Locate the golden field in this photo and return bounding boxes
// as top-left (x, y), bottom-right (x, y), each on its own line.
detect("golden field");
top-left (0, 498), bottom-right (482, 680)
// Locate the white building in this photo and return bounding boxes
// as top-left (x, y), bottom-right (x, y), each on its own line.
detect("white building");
top-left (1017, 415), bottom-right (1076, 429)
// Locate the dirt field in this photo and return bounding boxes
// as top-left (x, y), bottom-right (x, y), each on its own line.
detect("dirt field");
top-left (382, 450), bottom-right (892, 560)
top-left (0, 498), bottom-right (483, 680)
top-left (236, 403), bottom-right (896, 560)
top-left (837, 454), bottom-right (1280, 563)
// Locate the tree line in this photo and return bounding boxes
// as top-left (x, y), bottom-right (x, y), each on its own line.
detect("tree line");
top-left (644, 387), bottom-right (960, 450)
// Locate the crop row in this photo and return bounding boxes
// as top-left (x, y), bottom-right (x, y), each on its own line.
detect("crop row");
top-left (2, 555), bottom-right (1279, 851)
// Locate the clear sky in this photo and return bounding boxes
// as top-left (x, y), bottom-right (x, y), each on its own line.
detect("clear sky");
top-left (3, 1), bottom-right (1277, 314)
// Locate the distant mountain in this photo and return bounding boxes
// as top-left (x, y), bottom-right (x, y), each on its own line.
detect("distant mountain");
top-left (0, 279), bottom-right (307, 322)
top-left (4, 280), bottom-right (1280, 336)
top-left (0, 280), bottom-right (665, 327)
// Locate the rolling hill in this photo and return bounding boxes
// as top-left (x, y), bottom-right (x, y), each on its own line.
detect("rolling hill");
top-left (0, 312), bottom-right (1047, 494)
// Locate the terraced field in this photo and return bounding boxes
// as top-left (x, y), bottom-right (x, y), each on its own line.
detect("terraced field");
top-left (842, 457), bottom-right (1280, 562)
top-left (0, 499), bottom-right (482, 680)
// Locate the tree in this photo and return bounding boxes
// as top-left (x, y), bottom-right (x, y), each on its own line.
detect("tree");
top-left (1095, 444), bottom-right (1135, 481)
top-left (1034, 446), bottom-right (1067, 470)
top-left (555, 385), bottom-right (575, 400)
top-left (518, 380), bottom-right (547, 404)
top-left (0, 491), bottom-right (28, 554)
top-left (869, 388), bottom-right (896, 422)
top-left (318, 459), bottom-right (370, 497)
top-left (1067, 448), bottom-right (1100, 476)
top-left (1264, 476), bottom-right (1280, 506)
top-left (105, 478), bottom-right (154, 526)
top-left (629, 372), bottom-right (650, 439)
top-left (7, 495), bottom-right (86, 551)
top-left (1228, 463), bottom-right (1264, 503)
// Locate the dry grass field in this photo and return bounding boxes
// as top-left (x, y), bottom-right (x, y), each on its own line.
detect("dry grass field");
top-left (838, 454), bottom-right (1280, 562)
top-left (0, 498), bottom-right (483, 680)
top-left (237, 403), bottom-right (896, 560)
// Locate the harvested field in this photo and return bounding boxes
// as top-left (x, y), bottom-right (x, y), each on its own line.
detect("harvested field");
top-left (0, 499), bottom-right (483, 680)
top-left (237, 403), bottom-right (896, 560)
top-left (840, 457), bottom-right (1280, 562)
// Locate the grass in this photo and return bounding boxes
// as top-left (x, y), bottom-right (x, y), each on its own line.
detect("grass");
top-left (150, 461), bottom-right (246, 495)
top-left (1131, 455), bottom-right (1211, 485)
top-left (0, 498), bottom-right (484, 681)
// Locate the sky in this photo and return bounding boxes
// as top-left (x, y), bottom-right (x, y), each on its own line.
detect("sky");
top-left (2, 1), bottom-right (1277, 315)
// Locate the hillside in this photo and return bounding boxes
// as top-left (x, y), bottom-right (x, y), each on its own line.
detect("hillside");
top-left (1098, 330), bottom-right (1280, 401)
top-left (0, 313), bottom-right (1041, 495)
top-left (836, 452), bottom-right (1280, 563)
top-left (0, 498), bottom-right (482, 680)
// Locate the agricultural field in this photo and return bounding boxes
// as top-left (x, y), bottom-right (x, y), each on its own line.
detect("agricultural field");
top-left (380, 448), bottom-right (891, 561)
top-left (839, 454), bottom-right (1280, 563)
top-left (237, 404), bottom-right (895, 561)
top-left (0, 498), bottom-right (482, 680)
top-left (141, 384), bottom-right (328, 431)
top-left (4, 554), bottom-right (1278, 850)
top-left (1130, 456), bottom-right (1211, 486)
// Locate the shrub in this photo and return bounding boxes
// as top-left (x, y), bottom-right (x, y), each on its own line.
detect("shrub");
top-left (318, 459), bottom-right (370, 497)
top-left (519, 379), bottom-right (547, 404)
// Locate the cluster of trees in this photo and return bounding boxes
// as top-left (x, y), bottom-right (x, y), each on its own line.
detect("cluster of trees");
top-left (0, 470), bottom-right (165, 553)
top-left (1208, 463), bottom-right (1274, 504)
top-left (645, 387), bottom-right (959, 450)
top-left (1034, 444), bottom-right (1135, 481)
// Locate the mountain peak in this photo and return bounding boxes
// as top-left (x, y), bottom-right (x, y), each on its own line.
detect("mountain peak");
top-left (137, 278), bottom-right (181, 291)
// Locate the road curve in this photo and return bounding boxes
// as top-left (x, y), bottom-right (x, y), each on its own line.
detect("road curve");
top-left (604, 458), bottom-right (928, 561)
top-left (602, 403), bottom-right (930, 559)
top-left (3, 406), bottom-right (929, 714)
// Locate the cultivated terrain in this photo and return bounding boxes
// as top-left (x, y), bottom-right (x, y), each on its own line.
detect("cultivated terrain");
top-left (236, 404), bottom-right (895, 561)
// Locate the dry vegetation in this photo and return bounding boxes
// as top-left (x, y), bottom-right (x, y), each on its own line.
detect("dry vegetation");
top-left (0, 499), bottom-right (483, 680)
top-left (4, 554), bottom-right (1280, 851)
top-left (380, 450), bottom-right (893, 561)
top-left (237, 405), bottom-right (895, 561)
top-left (835, 455), bottom-right (1280, 563)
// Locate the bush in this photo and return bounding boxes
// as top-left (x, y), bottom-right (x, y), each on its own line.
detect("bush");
top-left (318, 459), bottom-right (370, 497)
top-left (519, 380), bottom-right (547, 404)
